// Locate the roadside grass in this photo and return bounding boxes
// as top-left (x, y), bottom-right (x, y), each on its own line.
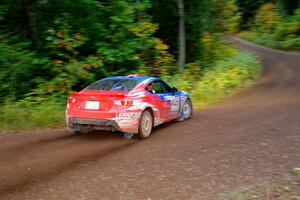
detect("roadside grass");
top-left (0, 99), bottom-right (65, 133)
top-left (192, 52), bottom-right (260, 108)
top-left (167, 51), bottom-right (261, 108)
top-left (218, 168), bottom-right (300, 200)
top-left (238, 6), bottom-right (300, 52)
top-left (238, 31), bottom-right (300, 51)
top-left (238, 31), bottom-right (278, 49)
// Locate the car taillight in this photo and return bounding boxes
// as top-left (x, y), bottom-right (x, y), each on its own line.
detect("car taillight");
top-left (114, 100), bottom-right (133, 107)
top-left (68, 97), bottom-right (76, 104)
top-left (122, 100), bottom-right (133, 107)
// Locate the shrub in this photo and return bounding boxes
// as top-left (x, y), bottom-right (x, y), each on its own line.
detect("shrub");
top-left (168, 51), bottom-right (260, 108)
top-left (240, 5), bottom-right (300, 50)
top-left (191, 52), bottom-right (260, 107)
top-left (255, 3), bottom-right (281, 35)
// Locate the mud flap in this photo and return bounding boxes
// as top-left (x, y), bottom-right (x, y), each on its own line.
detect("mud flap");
top-left (123, 132), bottom-right (134, 139)
top-left (74, 124), bottom-right (81, 131)
top-left (68, 123), bottom-right (81, 132)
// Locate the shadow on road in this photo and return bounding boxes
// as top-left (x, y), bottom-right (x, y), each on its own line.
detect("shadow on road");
top-left (0, 119), bottom-right (183, 196)
top-left (0, 130), bottom-right (138, 195)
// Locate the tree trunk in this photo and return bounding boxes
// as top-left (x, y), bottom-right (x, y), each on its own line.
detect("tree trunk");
top-left (136, 0), bottom-right (142, 22)
top-left (178, 0), bottom-right (186, 72)
top-left (24, 0), bottom-right (39, 48)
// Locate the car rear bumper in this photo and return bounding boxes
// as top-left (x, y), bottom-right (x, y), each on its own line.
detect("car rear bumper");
top-left (66, 114), bottom-right (141, 134)
top-left (67, 117), bottom-right (121, 132)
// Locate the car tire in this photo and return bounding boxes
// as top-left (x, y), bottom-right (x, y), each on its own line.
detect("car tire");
top-left (138, 110), bottom-right (153, 139)
top-left (177, 99), bottom-right (193, 121)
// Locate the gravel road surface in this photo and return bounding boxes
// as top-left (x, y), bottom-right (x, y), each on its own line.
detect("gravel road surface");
top-left (0, 38), bottom-right (300, 199)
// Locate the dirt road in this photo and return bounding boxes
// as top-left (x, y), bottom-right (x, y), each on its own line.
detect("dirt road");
top-left (0, 38), bottom-right (300, 199)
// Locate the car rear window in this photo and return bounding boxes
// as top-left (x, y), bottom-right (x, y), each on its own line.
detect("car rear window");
top-left (85, 78), bottom-right (140, 91)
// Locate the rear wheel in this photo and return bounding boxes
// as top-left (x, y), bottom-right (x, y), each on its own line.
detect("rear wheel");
top-left (138, 110), bottom-right (153, 139)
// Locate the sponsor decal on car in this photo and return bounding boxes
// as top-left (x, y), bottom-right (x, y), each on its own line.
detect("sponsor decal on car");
top-left (164, 96), bottom-right (180, 102)
top-left (118, 112), bottom-right (141, 118)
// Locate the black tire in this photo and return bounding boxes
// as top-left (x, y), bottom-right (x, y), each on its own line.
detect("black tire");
top-left (177, 99), bottom-right (193, 121)
top-left (138, 110), bottom-right (153, 139)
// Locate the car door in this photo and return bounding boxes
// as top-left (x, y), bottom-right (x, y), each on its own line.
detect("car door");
top-left (160, 81), bottom-right (180, 120)
top-left (151, 80), bottom-right (180, 122)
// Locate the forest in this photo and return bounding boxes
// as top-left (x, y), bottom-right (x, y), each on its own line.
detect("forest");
top-left (0, 0), bottom-right (299, 131)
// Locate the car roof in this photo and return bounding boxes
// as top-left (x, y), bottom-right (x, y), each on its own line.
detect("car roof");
top-left (102, 75), bottom-right (160, 82)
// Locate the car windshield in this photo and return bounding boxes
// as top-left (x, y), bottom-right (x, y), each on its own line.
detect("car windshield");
top-left (85, 78), bottom-right (140, 91)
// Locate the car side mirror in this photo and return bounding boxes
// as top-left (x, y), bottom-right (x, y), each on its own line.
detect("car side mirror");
top-left (172, 87), bottom-right (178, 93)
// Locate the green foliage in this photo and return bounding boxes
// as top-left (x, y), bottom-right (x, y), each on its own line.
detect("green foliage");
top-left (255, 3), bottom-right (281, 35)
top-left (0, 0), bottom-right (177, 100)
top-left (239, 4), bottom-right (300, 50)
top-left (0, 5), bottom-right (8, 21)
top-left (166, 41), bottom-right (260, 108)
top-left (91, 0), bottom-right (177, 77)
top-left (96, 0), bottom-right (157, 74)
top-left (274, 7), bottom-right (300, 49)
top-left (278, 0), bottom-right (300, 15)
top-left (0, 35), bottom-right (47, 101)
top-left (138, 38), bottom-right (176, 76)
top-left (200, 33), bottom-right (237, 63)
top-left (151, 0), bottom-right (214, 63)
top-left (0, 99), bottom-right (65, 132)
top-left (280, 37), bottom-right (300, 49)
top-left (289, 168), bottom-right (300, 176)
top-left (165, 61), bottom-right (204, 92)
top-left (191, 51), bottom-right (260, 107)
top-left (211, 0), bottom-right (242, 33)
top-left (236, 0), bottom-right (268, 29)
top-left (33, 26), bottom-right (99, 98)
top-left (0, 0), bottom-right (263, 131)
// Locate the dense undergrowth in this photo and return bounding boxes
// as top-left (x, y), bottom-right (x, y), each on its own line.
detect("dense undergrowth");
top-left (167, 49), bottom-right (260, 108)
top-left (239, 4), bottom-right (300, 50)
top-left (0, 41), bottom-right (260, 133)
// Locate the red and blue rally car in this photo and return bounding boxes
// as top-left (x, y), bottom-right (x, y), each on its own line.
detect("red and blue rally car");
top-left (66, 74), bottom-right (193, 138)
